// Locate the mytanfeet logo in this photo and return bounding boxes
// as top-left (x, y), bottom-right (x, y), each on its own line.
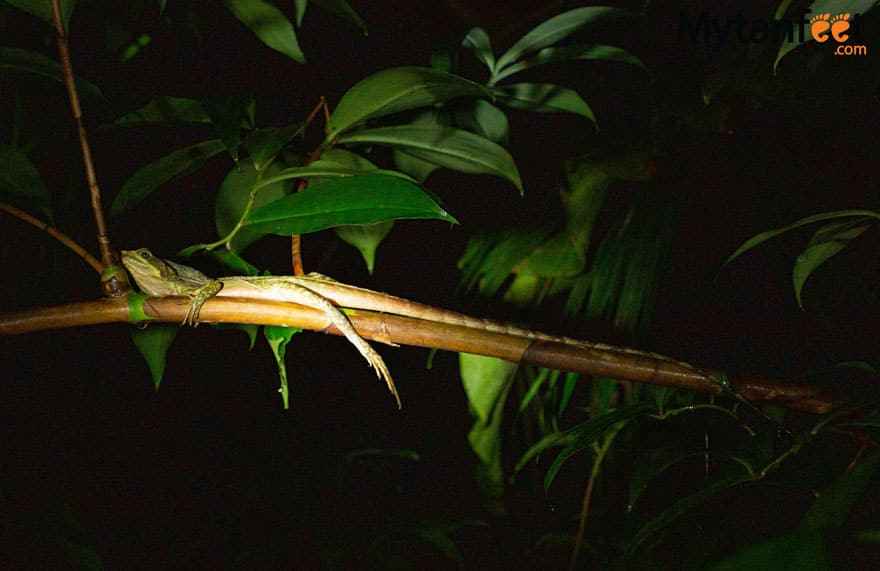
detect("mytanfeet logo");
top-left (678, 10), bottom-right (868, 57)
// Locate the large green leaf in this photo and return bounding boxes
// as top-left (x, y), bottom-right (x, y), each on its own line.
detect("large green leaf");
top-left (494, 6), bottom-right (632, 73)
top-left (113, 96), bottom-right (211, 126)
top-left (461, 353), bottom-right (517, 498)
top-left (337, 125), bottom-right (522, 192)
top-left (214, 158), bottom-right (291, 253)
top-left (243, 172), bottom-right (457, 236)
top-left (773, 0), bottom-right (879, 72)
top-left (110, 139), bottom-right (227, 217)
top-left (0, 47), bottom-right (103, 101)
top-left (224, 0), bottom-right (305, 63)
top-left (461, 354), bottom-right (518, 423)
top-left (391, 111), bottom-right (449, 182)
top-left (793, 218), bottom-right (873, 307)
top-left (325, 66), bottom-right (489, 140)
top-left (491, 44), bottom-right (644, 85)
top-left (0, 145), bottom-right (51, 221)
top-left (3, 0), bottom-right (74, 31)
top-left (493, 82), bottom-right (595, 122)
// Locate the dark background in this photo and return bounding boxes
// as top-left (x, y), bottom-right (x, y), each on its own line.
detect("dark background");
top-left (2, 0), bottom-right (878, 568)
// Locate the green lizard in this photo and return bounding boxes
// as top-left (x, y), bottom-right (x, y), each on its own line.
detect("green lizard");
top-left (122, 248), bottom-right (732, 409)
top-left (121, 248), bottom-right (400, 407)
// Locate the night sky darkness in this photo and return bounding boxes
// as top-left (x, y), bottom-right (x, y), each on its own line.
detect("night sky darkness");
top-left (2, 1), bottom-right (878, 568)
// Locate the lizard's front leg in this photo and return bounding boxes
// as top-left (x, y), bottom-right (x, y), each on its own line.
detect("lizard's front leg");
top-left (183, 280), bottom-right (223, 326)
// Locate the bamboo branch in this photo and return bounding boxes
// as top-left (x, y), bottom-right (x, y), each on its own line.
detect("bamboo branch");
top-left (1, 298), bottom-right (870, 414)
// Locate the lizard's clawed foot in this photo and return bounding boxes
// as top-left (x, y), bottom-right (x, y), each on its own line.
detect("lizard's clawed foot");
top-left (365, 351), bottom-right (401, 409)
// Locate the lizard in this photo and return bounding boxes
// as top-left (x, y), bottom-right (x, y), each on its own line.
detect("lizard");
top-left (121, 248), bottom-right (733, 409)
top-left (122, 248), bottom-right (400, 407)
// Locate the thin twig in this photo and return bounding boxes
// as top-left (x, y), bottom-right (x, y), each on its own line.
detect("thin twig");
top-left (0, 202), bottom-right (102, 274)
top-left (291, 97), bottom-right (329, 276)
top-left (50, 0), bottom-right (129, 296)
top-left (568, 430), bottom-right (617, 571)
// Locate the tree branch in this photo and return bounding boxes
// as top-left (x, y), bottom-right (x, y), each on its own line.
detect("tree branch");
top-left (3, 297), bottom-right (872, 413)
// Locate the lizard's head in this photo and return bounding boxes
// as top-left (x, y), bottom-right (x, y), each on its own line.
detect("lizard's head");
top-left (121, 248), bottom-right (180, 296)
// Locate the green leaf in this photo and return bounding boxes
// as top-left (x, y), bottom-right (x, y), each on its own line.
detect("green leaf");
top-left (628, 475), bottom-right (753, 554)
top-left (461, 353), bottom-right (518, 423)
top-left (558, 371), bottom-right (579, 416)
top-left (461, 353), bottom-right (517, 498)
top-left (0, 47), bottom-right (103, 101)
top-left (335, 221), bottom-right (394, 274)
top-left (774, 0), bottom-right (796, 19)
top-left (492, 44), bottom-right (645, 85)
top-left (515, 231), bottom-right (585, 278)
top-left (224, 0), bottom-right (306, 63)
top-left (493, 83), bottom-right (595, 122)
top-left (242, 124), bottom-right (300, 170)
top-left (370, 519), bottom-right (485, 568)
top-left (724, 210), bottom-right (879, 267)
top-left (326, 66), bottom-right (489, 140)
top-left (711, 529), bottom-right (830, 571)
top-left (338, 125), bottom-right (522, 192)
top-left (310, 0), bottom-right (367, 35)
top-left (317, 147), bottom-right (379, 170)
top-left (541, 407), bottom-right (647, 491)
top-left (773, 0), bottom-right (880, 72)
top-left (562, 158), bottom-right (611, 254)
top-left (494, 6), bottom-right (633, 72)
top-left (110, 139), bottom-right (227, 217)
top-left (519, 368), bottom-right (554, 412)
top-left (244, 172), bottom-right (457, 236)
top-left (3, 0), bottom-right (75, 31)
top-left (628, 448), bottom-right (702, 509)
top-left (801, 449), bottom-right (880, 530)
top-left (130, 324), bottom-right (178, 392)
top-left (586, 195), bottom-right (676, 330)
top-left (462, 27), bottom-right (496, 71)
top-left (207, 249), bottom-right (261, 276)
top-left (214, 158), bottom-right (291, 253)
top-left (112, 96), bottom-right (211, 126)
top-left (458, 225), bottom-right (556, 296)
top-left (793, 218), bottom-right (873, 308)
top-left (293, 0), bottom-right (307, 26)
top-left (0, 145), bottom-right (51, 221)
top-left (204, 93), bottom-right (255, 161)
top-left (513, 406), bottom-right (645, 477)
top-left (469, 99), bottom-right (510, 144)
top-left (264, 325), bottom-right (302, 409)
top-left (253, 163), bottom-right (390, 191)
top-left (391, 111), bottom-right (448, 182)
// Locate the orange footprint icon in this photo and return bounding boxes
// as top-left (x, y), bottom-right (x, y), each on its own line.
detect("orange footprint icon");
top-left (810, 13), bottom-right (831, 42)
top-left (830, 13), bottom-right (851, 42)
